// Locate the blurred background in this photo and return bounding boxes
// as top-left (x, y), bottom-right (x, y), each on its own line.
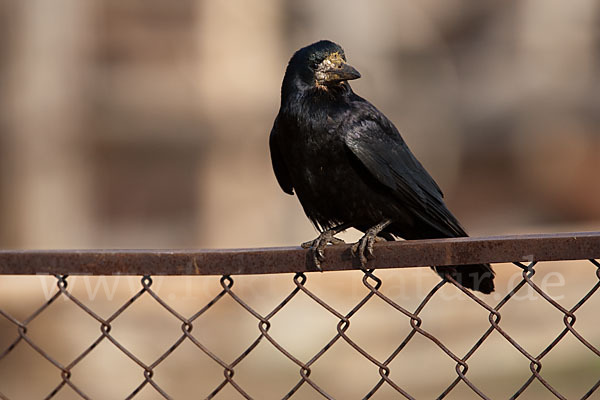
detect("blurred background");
top-left (1, 0), bottom-right (599, 250)
top-left (1, 0), bottom-right (599, 399)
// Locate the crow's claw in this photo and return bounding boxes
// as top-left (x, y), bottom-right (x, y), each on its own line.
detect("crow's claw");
top-left (352, 220), bottom-right (392, 269)
top-left (352, 234), bottom-right (385, 267)
top-left (302, 230), bottom-right (346, 271)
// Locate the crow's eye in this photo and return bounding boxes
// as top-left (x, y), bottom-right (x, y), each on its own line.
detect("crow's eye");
top-left (310, 61), bottom-right (319, 70)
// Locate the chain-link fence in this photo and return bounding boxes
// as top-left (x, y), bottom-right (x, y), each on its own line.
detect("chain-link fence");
top-left (1, 232), bottom-right (599, 399)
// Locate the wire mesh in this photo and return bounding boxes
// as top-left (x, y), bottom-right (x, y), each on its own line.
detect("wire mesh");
top-left (0, 235), bottom-right (599, 399)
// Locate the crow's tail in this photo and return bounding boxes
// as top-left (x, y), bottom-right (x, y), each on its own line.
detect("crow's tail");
top-left (433, 263), bottom-right (495, 294)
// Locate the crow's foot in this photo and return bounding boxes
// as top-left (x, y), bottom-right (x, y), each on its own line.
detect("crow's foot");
top-left (352, 220), bottom-right (392, 268)
top-left (301, 225), bottom-right (349, 271)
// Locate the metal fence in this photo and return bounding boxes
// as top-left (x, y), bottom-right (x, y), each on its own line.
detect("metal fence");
top-left (1, 232), bottom-right (599, 399)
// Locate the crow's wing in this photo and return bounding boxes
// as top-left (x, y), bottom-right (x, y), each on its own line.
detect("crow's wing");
top-left (269, 116), bottom-right (294, 195)
top-left (343, 103), bottom-right (466, 237)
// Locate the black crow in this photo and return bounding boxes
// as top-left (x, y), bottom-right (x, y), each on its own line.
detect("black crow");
top-left (269, 40), bottom-right (494, 294)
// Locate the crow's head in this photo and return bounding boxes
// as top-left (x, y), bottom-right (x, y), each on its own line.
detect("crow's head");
top-left (282, 40), bottom-right (361, 96)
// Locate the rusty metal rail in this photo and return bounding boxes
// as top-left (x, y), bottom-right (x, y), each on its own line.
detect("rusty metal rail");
top-left (1, 231), bottom-right (599, 275)
top-left (1, 232), bottom-right (600, 399)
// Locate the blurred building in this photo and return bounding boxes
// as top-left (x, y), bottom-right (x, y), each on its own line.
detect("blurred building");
top-left (0, 0), bottom-right (599, 250)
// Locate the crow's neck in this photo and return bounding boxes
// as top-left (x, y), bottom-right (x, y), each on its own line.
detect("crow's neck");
top-left (282, 81), bottom-right (353, 113)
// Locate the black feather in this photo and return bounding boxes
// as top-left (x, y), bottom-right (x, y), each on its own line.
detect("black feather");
top-left (269, 40), bottom-right (495, 294)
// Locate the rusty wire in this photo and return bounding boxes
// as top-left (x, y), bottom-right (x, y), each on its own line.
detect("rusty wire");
top-left (0, 234), bottom-right (599, 399)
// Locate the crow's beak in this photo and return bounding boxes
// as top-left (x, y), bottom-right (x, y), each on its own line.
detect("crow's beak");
top-left (327, 62), bottom-right (361, 82)
top-left (317, 61), bottom-right (361, 84)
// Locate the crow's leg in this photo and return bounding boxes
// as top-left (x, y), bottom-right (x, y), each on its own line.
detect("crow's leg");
top-left (352, 219), bottom-right (392, 267)
top-left (301, 223), bottom-right (351, 271)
